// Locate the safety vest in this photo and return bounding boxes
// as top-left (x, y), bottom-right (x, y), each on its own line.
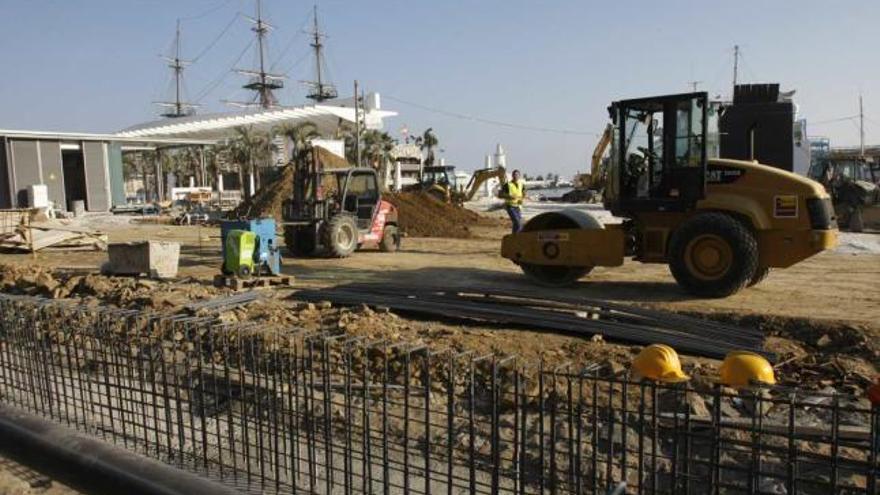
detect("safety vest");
top-left (505, 180), bottom-right (525, 208)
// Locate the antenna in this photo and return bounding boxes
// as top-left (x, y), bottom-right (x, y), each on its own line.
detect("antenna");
top-left (732, 45), bottom-right (740, 98)
top-left (305, 4), bottom-right (338, 102)
top-left (155, 20), bottom-right (198, 118)
top-left (859, 94), bottom-right (865, 157)
top-left (687, 80), bottom-right (702, 92)
top-left (354, 80), bottom-right (361, 166)
top-left (234, 0), bottom-right (285, 109)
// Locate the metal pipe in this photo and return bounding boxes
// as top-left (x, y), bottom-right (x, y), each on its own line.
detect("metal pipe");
top-left (0, 404), bottom-right (240, 495)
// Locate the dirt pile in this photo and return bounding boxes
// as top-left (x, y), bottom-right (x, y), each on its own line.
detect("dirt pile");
top-left (0, 263), bottom-right (220, 310)
top-left (230, 148), bottom-right (352, 223)
top-left (230, 164), bottom-right (295, 224)
top-left (702, 312), bottom-right (879, 395)
top-left (384, 192), bottom-right (491, 238)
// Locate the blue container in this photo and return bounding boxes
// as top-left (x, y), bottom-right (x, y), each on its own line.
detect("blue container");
top-left (220, 218), bottom-right (281, 276)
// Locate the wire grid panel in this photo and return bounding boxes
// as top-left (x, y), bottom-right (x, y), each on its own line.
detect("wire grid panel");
top-left (0, 294), bottom-right (877, 494)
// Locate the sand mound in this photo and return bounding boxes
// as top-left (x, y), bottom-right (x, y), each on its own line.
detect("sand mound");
top-left (230, 164), bottom-right (294, 223)
top-left (384, 192), bottom-right (487, 238)
top-left (231, 147), bottom-right (351, 223)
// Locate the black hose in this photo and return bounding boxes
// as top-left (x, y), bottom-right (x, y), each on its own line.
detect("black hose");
top-left (0, 405), bottom-right (240, 495)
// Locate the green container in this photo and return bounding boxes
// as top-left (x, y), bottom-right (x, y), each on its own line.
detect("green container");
top-left (224, 230), bottom-right (257, 277)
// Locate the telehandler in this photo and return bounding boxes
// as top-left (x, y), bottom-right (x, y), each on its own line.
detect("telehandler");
top-left (501, 92), bottom-right (838, 297)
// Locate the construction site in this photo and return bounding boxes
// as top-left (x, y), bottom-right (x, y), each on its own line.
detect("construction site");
top-left (0, 2), bottom-right (878, 495)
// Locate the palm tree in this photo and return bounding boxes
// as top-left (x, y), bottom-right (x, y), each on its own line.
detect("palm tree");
top-left (123, 152), bottom-right (152, 202)
top-left (230, 126), bottom-right (275, 197)
top-left (360, 130), bottom-right (397, 187)
top-left (362, 130), bottom-right (396, 169)
top-left (276, 122), bottom-right (320, 162)
top-left (413, 128), bottom-right (439, 167)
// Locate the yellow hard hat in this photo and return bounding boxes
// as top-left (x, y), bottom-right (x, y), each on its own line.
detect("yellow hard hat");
top-left (718, 351), bottom-right (776, 388)
top-left (632, 344), bottom-right (689, 383)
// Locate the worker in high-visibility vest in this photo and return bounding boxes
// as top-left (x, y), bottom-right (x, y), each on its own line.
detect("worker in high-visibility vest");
top-left (499, 169), bottom-right (526, 233)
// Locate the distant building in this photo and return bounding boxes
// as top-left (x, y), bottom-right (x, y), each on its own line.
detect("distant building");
top-left (389, 143), bottom-right (422, 189)
top-left (0, 94), bottom-right (397, 211)
top-left (0, 130), bottom-right (211, 211)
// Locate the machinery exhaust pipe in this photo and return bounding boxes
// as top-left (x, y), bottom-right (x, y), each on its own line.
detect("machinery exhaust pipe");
top-left (0, 404), bottom-right (240, 495)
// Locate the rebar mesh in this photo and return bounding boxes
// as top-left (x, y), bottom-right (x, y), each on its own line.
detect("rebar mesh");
top-left (0, 294), bottom-right (876, 494)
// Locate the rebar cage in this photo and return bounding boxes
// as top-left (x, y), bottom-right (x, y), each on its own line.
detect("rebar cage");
top-left (0, 294), bottom-right (876, 494)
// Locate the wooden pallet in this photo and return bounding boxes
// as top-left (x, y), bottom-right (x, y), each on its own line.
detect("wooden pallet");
top-left (213, 274), bottom-right (294, 291)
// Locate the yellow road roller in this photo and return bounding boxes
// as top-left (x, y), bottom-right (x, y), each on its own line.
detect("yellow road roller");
top-left (501, 92), bottom-right (838, 297)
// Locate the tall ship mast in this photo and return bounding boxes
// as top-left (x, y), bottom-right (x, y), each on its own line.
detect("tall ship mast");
top-left (304, 5), bottom-right (337, 102)
top-left (156, 20), bottom-right (198, 118)
top-left (234, 0), bottom-right (285, 109)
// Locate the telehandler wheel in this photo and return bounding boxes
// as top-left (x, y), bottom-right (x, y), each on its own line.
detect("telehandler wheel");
top-left (323, 214), bottom-right (358, 258)
top-left (749, 266), bottom-right (771, 287)
top-left (284, 225), bottom-right (316, 257)
top-left (379, 224), bottom-right (401, 252)
top-left (521, 264), bottom-right (592, 287)
top-left (668, 212), bottom-right (758, 298)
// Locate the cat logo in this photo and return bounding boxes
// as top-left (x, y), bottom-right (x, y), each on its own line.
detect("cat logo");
top-left (773, 195), bottom-right (798, 218)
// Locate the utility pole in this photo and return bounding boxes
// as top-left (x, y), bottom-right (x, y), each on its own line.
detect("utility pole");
top-left (859, 94), bottom-right (865, 157)
top-left (234, 0), bottom-right (285, 109)
top-left (688, 80), bottom-right (702, 92)
top-left (354, 80), bottom-right (361, 167)
top-left (732, 45), bottom-right (740, 98)
top-left (156, 20), bottom-right (197, 118)
top-left (305, 4), bottom-right (338, 102)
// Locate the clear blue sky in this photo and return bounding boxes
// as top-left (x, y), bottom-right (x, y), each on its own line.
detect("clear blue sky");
top-left (1, 0), bottom-right (877, 176)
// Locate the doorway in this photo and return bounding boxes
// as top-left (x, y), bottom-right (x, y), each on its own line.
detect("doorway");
top-left (62, 148), bottom-right (87, 211)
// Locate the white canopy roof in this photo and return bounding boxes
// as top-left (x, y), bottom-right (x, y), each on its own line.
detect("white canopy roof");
top-left (116, 94), bottom-right (396, 141)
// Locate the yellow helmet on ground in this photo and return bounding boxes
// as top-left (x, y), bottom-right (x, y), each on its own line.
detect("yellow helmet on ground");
top-left (632, 344), bottom-right (689, 383)
top-left (719, 351), bottom-right (776, 388)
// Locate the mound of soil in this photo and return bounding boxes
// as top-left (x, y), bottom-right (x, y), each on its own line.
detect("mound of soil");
top-left (230, 164), bottom-right (294, 223)
top-left (384, 192), bottom-right (488, 238)
top-left (230, 147), bottom-right (351, 223)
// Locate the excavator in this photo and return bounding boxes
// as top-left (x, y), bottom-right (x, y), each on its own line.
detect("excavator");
top-left (501, 92), bottom-right (838, 297)
top-left (562, 124), bottom-right (613, 203)
top-left (405, 164), bottom-right (507, 204)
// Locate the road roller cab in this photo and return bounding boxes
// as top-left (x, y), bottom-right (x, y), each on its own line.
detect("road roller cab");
top-left (501, 92), bottom-right (838, 297)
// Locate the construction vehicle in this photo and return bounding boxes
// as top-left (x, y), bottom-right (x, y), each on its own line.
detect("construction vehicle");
top-left (282, 148), bottom-right (400, 257)
top-left (808, 157), bottom-right (879, 232)
top-left (404, 165), bottom-right (458, 202)
top-left (405, 164), bottom-right (506, 204)
top-left (501, 92), bottom-right (838, 297)
top-left (561, 124), bottom-right (613, 203)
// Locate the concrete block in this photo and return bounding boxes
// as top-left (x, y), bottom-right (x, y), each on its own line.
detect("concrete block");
top-left (106, 241), bottom-right (180, 279)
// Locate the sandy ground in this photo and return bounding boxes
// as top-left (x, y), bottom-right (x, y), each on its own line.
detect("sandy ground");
top-left (7, 216), bottom-right (878, 328)
top-left (0, 212), bottom-right (877, 490)
top-left (0, 455), bottom-right (79, 495)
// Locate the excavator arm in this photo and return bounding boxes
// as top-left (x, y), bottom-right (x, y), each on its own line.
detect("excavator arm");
top-left (462, 166), bottom-right (507, 202)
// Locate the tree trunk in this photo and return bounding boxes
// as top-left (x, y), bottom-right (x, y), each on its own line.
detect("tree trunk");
top-left (237, 162), bottom-right (245, 200)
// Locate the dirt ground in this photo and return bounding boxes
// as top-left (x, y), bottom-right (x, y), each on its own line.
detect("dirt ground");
top-left (9, 219), bottom-right (878, 326)
top-left (1, 214), bottom-right (877, 487)
top-left (0, 216), bottom-right (877, 390)
top-left (0, 455), bottom-right (78, 495)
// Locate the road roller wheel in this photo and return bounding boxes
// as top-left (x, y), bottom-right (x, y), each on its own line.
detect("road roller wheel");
top-left (520, 263), bottom-right (592, 287)
top-left (668, 212), bottom-right (758, 297)
top-left (514, 209), bottom-right (604, 287)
